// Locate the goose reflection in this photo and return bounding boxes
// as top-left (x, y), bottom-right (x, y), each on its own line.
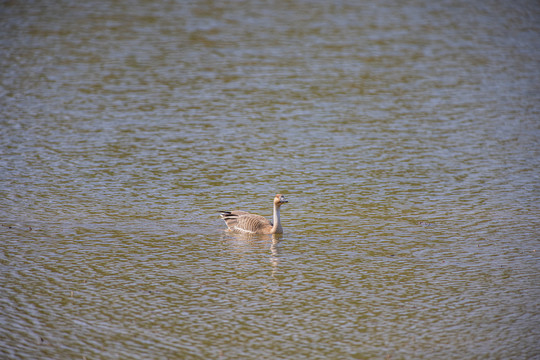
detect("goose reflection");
top-left (221, 231), bottom-right (283, 280)
top-left (269, 234), bottom-right (281, 278)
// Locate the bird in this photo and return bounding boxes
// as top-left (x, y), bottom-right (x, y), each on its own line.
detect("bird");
top-left (219, 194), bottom-right (288, 234)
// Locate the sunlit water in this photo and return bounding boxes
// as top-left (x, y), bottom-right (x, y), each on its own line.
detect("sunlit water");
top-left (1, 0), bottom-right (539, 359)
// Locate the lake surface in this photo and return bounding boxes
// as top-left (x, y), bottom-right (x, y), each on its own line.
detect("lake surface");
top-left (1, 0), bottom-right (539, 358)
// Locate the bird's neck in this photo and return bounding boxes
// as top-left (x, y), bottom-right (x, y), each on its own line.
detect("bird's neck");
top-left (271, 203), bottom-right (282, 234)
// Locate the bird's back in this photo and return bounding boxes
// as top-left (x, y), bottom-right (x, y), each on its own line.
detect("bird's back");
top-left (219, 211), bottom-right (272, 233)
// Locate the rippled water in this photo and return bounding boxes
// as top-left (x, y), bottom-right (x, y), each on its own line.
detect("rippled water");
top-left (1, 0), bottom-right (539, 359)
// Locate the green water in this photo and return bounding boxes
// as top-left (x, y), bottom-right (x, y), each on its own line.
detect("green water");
top-left (1, 0), bottom-right (539, 358)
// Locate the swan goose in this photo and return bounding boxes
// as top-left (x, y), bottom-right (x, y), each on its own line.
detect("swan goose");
top-left (219, 194), bottom-right (288, 234)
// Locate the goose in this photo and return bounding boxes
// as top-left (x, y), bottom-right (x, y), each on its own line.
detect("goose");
top-left (219, 194), bottom-right (288, 234)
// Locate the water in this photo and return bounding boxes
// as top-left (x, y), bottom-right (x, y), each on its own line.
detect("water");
top-left (1, 0), bottom-right (539, 358)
